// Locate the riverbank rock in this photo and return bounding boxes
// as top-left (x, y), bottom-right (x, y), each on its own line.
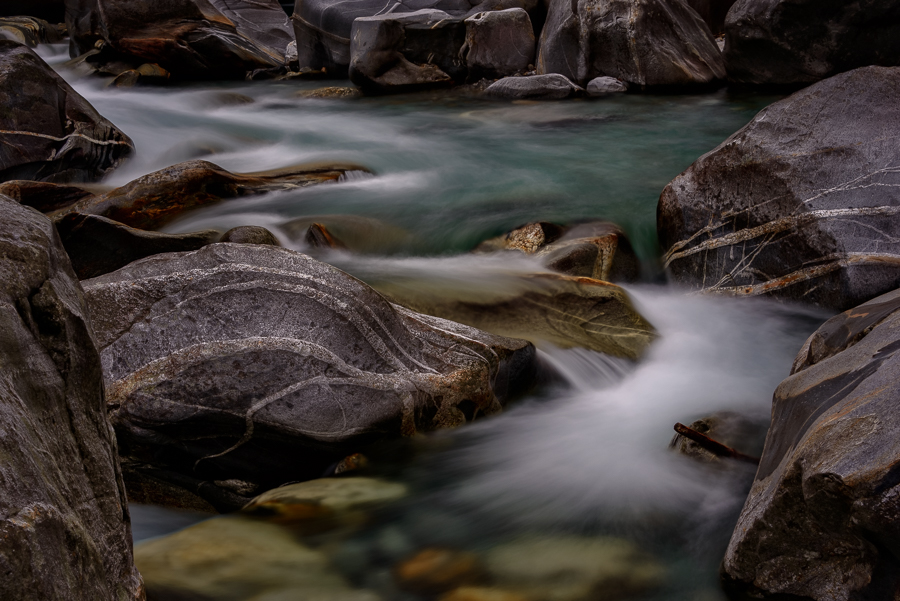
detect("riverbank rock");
top-left (463, 9), bottom-right (535, 81)
top-left (585, 76), bottom-right (628, 96)
top-left (724, 0), bottom-right (900, 86)
top-left (658, 66), bottom-right (900, 311)
top-left (55, 212), bottom-right (220, 279)
top-left (483, 74), bottom-right (581, 99)
top-left (0, 16), bottom-right (64, 46)
top-left (0, 180), bottom-right (95, 213)
top-left (536, 0), bottom-right (725, 87)
top-left (66, 0), bottom-right (294, 79)
top-left (0, 197), bottom-right (143, 600)
top-left (83, 244), bottom-right (538, 491)
top-left (0, 41), bottom-right (134, 183)
top-left (58, 160), bottom-right (364, 230)
top-left (722, 287), bottom-right (900, 599)
top-left (136, 516), bottom-right (381, 601)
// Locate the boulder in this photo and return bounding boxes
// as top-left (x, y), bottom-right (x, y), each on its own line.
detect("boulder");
top-left (0, 180), bottom-right (95, 213)
top-left (658, 66), bottom-right (900, 311)
top-left (483, 74), bottom-right (581, 99)
top-left (82, 243), bottom-right (538, 490)
top-left (0, 197), bottom-right (143, 600)
top-left (722, 287), bottom-right (900, 599)
top-left (724, 0), bottom-right (900, 86)
top-left (536, 0), bottom-right (725, 87)
top-left (0, 41), bottom-right (134, 183)
top-left (55, 212), bottom-right (220, 279)
top-left (65, 0), bottom-right (294, 79)
top-left (58, 160), bottom-right (366, 231)
top-left (0, 16), bottom-right (64, 46)
top-left (585, 75), bottom-right (627, 96)
top-left (0, 1), bottom-right (64, 22)
top-left (219, 225), bottom-right (281, 246)
top-left (463, 9), bottom-right (535, 80)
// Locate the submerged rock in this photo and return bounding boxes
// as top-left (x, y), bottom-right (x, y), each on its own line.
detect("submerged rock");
top-left (483, 74), bottom-right (581, 99)
top-left (723, 287), bottom-right (900, 599)
top-left (280, 214), bottom-right (415, 254)
top-left (536, 0), bottom-right (725, 87)
top-left (67, 0), bottom-right (294, 79)
top-left (658, 65), bottom-right (900, 311)
top-left (83, 244), bottom-right (538, 489)
top-left (0, 197), bottom-right (142, 600)
top-left (0, 41), bottom-right (134, 183)
top-left (724, 0), bottom-right (900, 85)
top-left (58, 160), bottom-right (364, 231)
top-left (394, 548), bottom-right (487, 595)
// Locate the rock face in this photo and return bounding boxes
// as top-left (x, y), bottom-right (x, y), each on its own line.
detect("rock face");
top-left (658, 66), bottom-right (900, 311)
top-left (0, 41), bottom-right (134, 183)
top-left (463, 9), bottom-right (535, 80)
top-left (537, 0), bottom-right (725, 87)
top-left (83, 244), bottom-right (538, 490)
top-left (59, 160), bottom-right (364, 231)
top-left (723, 288), bottom-right (900, 599)
top-left (0, 197), bottom-right (143, 600)
top-left (483, 74), bottom-right (581, 99)
top-left (65, 0), bottom-right (294, 79)
top-left (724, 0), bottom-right (900, 86)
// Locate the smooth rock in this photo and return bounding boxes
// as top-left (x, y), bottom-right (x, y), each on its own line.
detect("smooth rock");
top-left (136, 516), bottom-right (381, 601)
top-left (219, 225), bottom-right (281, 246)
top-left (536, 0), bottom-right (725, 87)
top-left (0, 16), bottom-right (63, 46)
top-left (585, 76), bottom-right (627, 96)
top-left (463, 9), bottom-right (535, 80)
top-left (0, 196), bottom-right (143, 601)
top-left (66, 0), bottom-right (294, 79)
top-left (0, 41), bottom-right (134, 183)
top-left (394, 548), bottom-right (487, 595)
top-left (722, 287), bottom-right (900, 599)
top-left (724, 0), bottom-right (900, 86)
top-left (658, 65), bottom-right (900, 311)
top-left (55, 212), bottom-right (220, 279)
top-left (0, 180), bottom-right (95, 213)
top-left (483, 74), bottom-right (581, 99)
top-left (59, 160), bottom-right (364, 230)
top-left (83, 244), bottom-right (538, 489)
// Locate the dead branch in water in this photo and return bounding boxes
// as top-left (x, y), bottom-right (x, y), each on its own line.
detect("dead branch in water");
top-left (673, 423), bottom-right (761, 465)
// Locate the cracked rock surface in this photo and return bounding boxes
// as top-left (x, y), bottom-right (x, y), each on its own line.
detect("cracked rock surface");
top-left (83, 243), bottom-right (538, 490)
top-left (658, 65), bottom-right (900, 311)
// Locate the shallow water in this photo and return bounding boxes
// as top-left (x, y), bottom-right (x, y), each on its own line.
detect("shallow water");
top-left (41, 44), bottom-right (822, 600)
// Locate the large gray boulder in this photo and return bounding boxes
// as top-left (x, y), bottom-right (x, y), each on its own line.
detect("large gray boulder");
top-left (83, 244), bottom-right (537, 492)
top-left (723, 288), bottom-right (900, 599)
top-left (0, 196), bottom-right (143, 601)
top-left (536, 0), bottom-right (725, 87)
top-left (65, 0), bottom-right (294, 78)
top-left (724, 0), bottom-right (900, 86)
top-left (0, 41), bottom-right (133, 183)
top-left (463, 8), bottom-right (535, 80)
top-left (658, 65), bottom-right (900, 311)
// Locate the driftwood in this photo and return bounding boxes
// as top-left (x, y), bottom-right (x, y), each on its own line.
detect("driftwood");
top-left (673, 423), bottom-right (760, 465)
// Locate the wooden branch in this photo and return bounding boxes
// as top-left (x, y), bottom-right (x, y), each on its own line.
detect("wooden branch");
top-left (673, 423), bottom-right (761, 465)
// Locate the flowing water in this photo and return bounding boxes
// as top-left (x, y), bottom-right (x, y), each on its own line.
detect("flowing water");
top-left (40, 43), bottom-right (830, 600)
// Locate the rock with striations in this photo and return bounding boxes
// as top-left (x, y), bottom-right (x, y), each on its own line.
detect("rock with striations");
top-left (0, 41), bottom-right (134, 183)
top-left (658, 66), bottom-right (900, 311)
top-left (724, 0), bottom-right (900, 86)
top-left (0, 196), bottom-right (143, 601)
top-left (0, 16), bottom-right (64, 46)
top-left (463, 8), bottom-right (535, 80)
top-left (722, 287), bottom-right (900, 599)
top-left (536, 0), bottom-right (725, 87)
top-left (65, 0), bottom-right (294, 79)
top-left (82, 243), bottom-right (538, 491)
top-left (484, 74), bottom-right (581, 99)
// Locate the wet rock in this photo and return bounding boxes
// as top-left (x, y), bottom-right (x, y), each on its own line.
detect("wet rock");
top-left (333, 453), bottom-right (370, 475)
top-left (280, 214), bottom-right (414, 254)
top-left (463, 9), bottom-right (535, 81)
top-left (476, 222), bottom-right (565, 253)
top-left (585, 76), bottom-right (628, 96)
top-left (136, 516), bottom-right (381, 601)
top-left (0, 197), bottom-right (143, 600)
top-left (219, 225), bottom-right (281, 246)
top-left (670, 412), bottom-right (766, 464)
top-left (722, 287), bottom-right (900, 599)
top-left (0, 1), bottom-right (65, 23)
top-left (349, 10), bottom-right (465, 93)
top-left (66, 0), bottom-right (294, 79)
top-left (375, 272), bottom-right (655, 359)
top-left (483, 74), bottom-right (581, 99)
top-left (724, 0), bottom-right (900, 86)
top-left (658, 66), bottom-right (900, 311)
top-left (395, 548), bottom-right (487, 595)
top-left (298, 86), bottom-right (363, 99)
top-left (59, 160), bottom-right (365, 231)
top-left (484, 536), bottom-right (664, 601)
top-left (83, 244), bottom-right (539, 489)
top-left (305, 222), bottom-right (348, 249)
top-left (537, 0), bottom-right (725, 87)
top-left (124, 463), bottom-right (253, 513)
top-left (440, 588), bottom-right (530, 601)
top-left (0, 180), bottom-right (95, 213)
top-left (0, 16), bottom-right (64, 46)
top-left (110, 62), bottom-right (171, 87)
top-left (55, 212), bottom-right (220, 279)
top-left (0, 41), bottom-right (134, 183)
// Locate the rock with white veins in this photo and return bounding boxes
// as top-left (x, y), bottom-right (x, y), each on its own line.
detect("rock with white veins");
top-left (83, 243), bottom-right (538, 489)
top-left (658, 65), bottom-right (900, 311)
